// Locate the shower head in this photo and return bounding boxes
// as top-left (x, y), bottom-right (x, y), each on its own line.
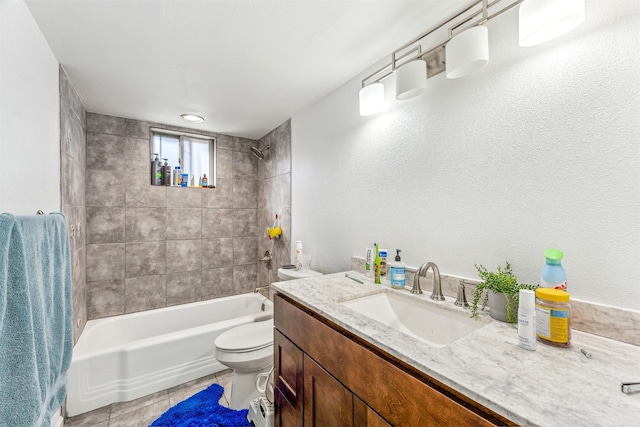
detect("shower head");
top-left (251, 145), bottom-right (270, 160)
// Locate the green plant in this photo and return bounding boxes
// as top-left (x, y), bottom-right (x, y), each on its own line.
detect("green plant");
top-left (470, 262), bottom-right (537, 323)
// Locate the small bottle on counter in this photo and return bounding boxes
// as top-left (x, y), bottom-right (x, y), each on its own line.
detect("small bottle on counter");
top-left (535, 288), bottom-right (571, 348)
top-left (541, 248), bottom-right (567, 290)
top-left (295, 241), bottom-right (303, 271)
top-left (389, 249), bottom-right (406, 289)
top-left (517, 289), bottom-right (536, 351)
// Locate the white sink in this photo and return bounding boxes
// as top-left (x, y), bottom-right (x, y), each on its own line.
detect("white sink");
top-left (340, 290), bottom-right (490, 347)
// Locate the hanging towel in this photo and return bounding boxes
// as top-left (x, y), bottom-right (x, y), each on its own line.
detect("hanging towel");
top-left (0, 213), bottom-right (73, 427)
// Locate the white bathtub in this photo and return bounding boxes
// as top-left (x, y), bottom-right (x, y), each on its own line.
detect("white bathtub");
top-left (66, 293), bottom-right (273, 416)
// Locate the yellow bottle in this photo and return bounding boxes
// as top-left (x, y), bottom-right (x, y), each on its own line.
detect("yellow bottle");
top-left (374, 243), bottom-right (381, 284)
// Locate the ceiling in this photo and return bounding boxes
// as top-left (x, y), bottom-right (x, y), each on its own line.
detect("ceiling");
top-left (25, 0), bottom-right (467, 139)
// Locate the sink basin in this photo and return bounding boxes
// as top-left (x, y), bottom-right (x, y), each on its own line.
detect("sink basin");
top-left (340, 291), bottom-right (489, 347)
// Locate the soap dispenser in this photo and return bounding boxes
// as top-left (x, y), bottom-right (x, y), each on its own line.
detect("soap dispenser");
top-left (389, 249), bottom-right (406, 289)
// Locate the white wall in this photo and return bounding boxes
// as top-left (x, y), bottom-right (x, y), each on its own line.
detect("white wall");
top-left (292, 0), bottom-right (640, 311)
top-left (0, 0), bottom-right (60, 215)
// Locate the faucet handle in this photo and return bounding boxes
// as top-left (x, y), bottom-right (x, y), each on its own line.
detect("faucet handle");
top-left (455, 280), bottom-right (470, 307)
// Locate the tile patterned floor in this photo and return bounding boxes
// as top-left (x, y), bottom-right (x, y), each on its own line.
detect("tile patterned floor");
top-left (65, 370), bottom-right (234, 427)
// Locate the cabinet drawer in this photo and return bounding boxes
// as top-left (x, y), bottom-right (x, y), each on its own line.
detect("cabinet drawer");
top-left (275, 293), bottom-right (511, 426)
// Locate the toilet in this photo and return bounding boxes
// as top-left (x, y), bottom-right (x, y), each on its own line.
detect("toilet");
top-left (214, 266), bottom-right (322, 410)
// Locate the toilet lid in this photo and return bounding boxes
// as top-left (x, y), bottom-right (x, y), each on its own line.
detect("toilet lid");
top-left (215, 319), bottom-right (274, 352)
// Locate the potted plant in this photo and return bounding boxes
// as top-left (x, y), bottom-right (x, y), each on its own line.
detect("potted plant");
top-left (470, 262), bottom-right (537, 323)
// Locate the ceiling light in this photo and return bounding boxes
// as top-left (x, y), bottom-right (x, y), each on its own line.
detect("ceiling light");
top-left (395, 60), bottom-right (427, 100)
top-left (519, 0), bottom-right (585, 47)
top-left (180, 114), bottom-right (204, 123)
top-left (446, 25), bottom-right (489, 79)
top-left (359, 82), bottom-right (385, 116)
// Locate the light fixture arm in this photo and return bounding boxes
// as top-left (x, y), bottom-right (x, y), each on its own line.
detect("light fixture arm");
top-left (361, 0), bottom-right (524, 88)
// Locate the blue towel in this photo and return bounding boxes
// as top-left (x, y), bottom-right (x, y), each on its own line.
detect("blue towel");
top-left (0, 213), bottom-right (73, 427)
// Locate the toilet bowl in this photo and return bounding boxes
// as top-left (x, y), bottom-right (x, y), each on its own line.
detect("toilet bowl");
top-left (214, 319), bottom-right (274, 410)
top-left (215, 268), bottom-right (323, 409)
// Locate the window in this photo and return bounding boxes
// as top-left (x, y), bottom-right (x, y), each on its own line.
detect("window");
top-left (150, 128), bottom-right (216, 187)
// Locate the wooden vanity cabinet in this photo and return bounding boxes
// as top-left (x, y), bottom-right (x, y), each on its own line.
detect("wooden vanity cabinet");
top-left (274, 293), bottom-right (514, 427)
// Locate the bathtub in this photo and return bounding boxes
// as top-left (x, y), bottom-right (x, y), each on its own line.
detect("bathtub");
top-left (66, 293), bottom-right (273, 416)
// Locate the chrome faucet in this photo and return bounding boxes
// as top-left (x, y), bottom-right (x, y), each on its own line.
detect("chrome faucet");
top-left (411, 262), bottom-right (444, 301)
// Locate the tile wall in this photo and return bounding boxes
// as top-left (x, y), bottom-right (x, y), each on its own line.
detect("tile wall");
top-left (85, 113), bottom-right (261, 319)
top-left (257, 120), bottom-right (292, 289)
top-left (60, 66), bottom-right (87, 343)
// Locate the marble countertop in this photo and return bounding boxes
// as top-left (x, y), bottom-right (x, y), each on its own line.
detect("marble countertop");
top-left (272, 271), bottom-right (640, 426)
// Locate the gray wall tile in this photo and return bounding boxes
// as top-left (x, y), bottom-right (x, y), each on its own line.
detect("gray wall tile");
top-left (233, 209), bottom-right (258, 237)
top-left (233, 151), bottom-right (258, 179)
top-left (60, 66), bottom-right (85, 127)
top-left (86, 243), bottom-right (125, 281)
top-left (216, 149), bottom-right (233, 179)
top-left (271, 174), bottom-right (291, 209)
top-left (61, 98), bottom-right (86, 168)
top-left (202, 179), bottom-right (233, 208)
top-left (62, 154), bottom-right (85, 207)
top-left (233, 237), bottom-right (258, 265)
top-left (125, 119), bottom-right (157, 139)
top-left (86, 207), bottom-right (125, 243)
top-left (202, 209), bottom-right (233, 238)
top-left (167, 187), bottom-right (202, 208)
top-left (202, 238), bottom-right (234, 268)
top-left (126, 208), bottom-right (167, 241)
top-left (86, 133), bottom-right (125, 171)
top-left (125, 183), bottom-right (167, 208)
top-left (201, 267), bottom-right (234, 300)
top-left (275, 135), bottom-right (291, 176)
top-left (233, 180), bottom-right (258, 208)
top-left (87, 112), bottom-right (125, 136)
top-left (166, 271), bottom-right (201, 306)
top-left (233, 264), bottom-right (258, 294)
top-left (86, 169), bottom-right (125, 207)
top-left (166, 240), bottom-right (202, 272)
top-left (166, 208), bottom-right (201, 240)
top-left (233, 136), bottom-right (255, 153)
top-left (87, 279), bottom-right (125, 319)
top-left (125, 137), bottom-right (151, 183)
top-left (126, 241), bottom-right (166, 278)
top-left (125, 275), bottom-right (166, 313)
top-left (216, 134), bottom-right (234, 151)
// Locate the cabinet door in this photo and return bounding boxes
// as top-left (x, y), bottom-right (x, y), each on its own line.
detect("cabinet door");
top-left (354, 397), bottom-right (391, 427)
top-left (303, 355), bottom-right (354, 427)
top-left (274, 329), bottom-right (304, 425)
top-left (275, 387), bottom-right (302, 427)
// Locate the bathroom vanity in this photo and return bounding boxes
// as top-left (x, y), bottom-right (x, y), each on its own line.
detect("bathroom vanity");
top-left (272, 272), bottom-right (640, 426)
top-left (274, 293), bottom-right (510, 426)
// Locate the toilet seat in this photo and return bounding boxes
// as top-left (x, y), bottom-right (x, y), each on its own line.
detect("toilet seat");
top-left (215, 319), bottom-right (274, 353)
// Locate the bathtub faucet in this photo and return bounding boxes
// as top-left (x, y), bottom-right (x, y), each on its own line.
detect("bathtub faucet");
top-left (254, 285), bottom-right (270, 293)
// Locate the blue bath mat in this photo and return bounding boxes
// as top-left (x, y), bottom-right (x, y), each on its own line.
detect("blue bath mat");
top-left (149, 383), bottom-right (251, 427)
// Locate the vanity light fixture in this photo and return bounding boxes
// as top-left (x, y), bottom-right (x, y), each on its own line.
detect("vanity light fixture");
top-left (358, 0), bottom-right (586, 116)
top-left (395, 59), bottom-right (428, 100)
top-left (446, 25), bottom-right (490, 79)
top-left (180, 114), bottom-right (205, 123)
top-left (519, 0), bottom-right (585, 47)
top-left (359, 82), bottom-right (385, 116)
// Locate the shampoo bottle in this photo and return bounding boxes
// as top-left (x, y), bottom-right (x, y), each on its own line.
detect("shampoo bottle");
top-left (389, 249), bottom-right (406, 289)
top-left (517, 289), bottom-right (536, 351)
top-left (150, 153), bottom-right (162, 186)
top-left (162, 159), bottom-right (171, 186)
